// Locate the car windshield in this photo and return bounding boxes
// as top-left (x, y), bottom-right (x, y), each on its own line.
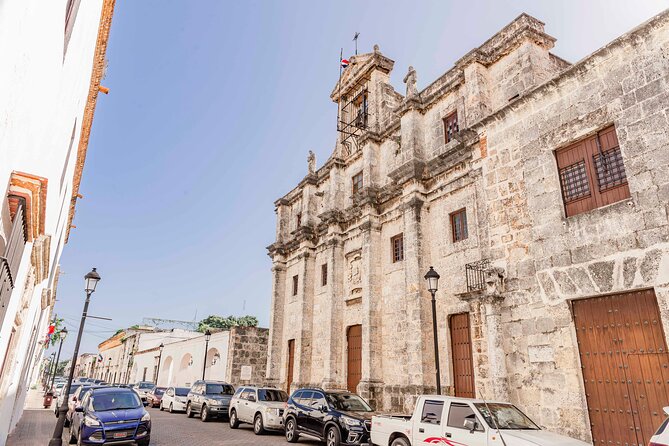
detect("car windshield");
top-left (326, 393), bottom-right (373, 412)
top-left (154, 388), bottom-right (166, 395)
top-left (175, 388), bottom-right (189, 396)
top-left (206, 384), bottom-right (234, 395)
top-left (474, 403), bottom-right (539, 430)
top-left (68, 385), bottom-right (82, 395)
top-left (91, 392), bottom-right (142, 411)
top-left (258, 389), bottom-right (288, 402)
top-left (138, 382), bottom-right (154, 389)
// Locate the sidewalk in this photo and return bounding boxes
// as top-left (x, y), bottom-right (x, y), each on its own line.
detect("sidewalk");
top-left (6, 389), bottom-right (66, 446)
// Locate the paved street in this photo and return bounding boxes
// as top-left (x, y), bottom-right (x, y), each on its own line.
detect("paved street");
top-left (7, 392), bottom-right (322, 446)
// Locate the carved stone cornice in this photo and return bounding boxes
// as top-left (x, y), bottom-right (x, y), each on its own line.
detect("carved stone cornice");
top-left (388, 159), bottom-right (426, 185)
top-left (396, 95), bottom-right (426, 117)
top-left (31, 234), bottom-right (51, 284)
top-left (424, 130), bottom-right (478, 179)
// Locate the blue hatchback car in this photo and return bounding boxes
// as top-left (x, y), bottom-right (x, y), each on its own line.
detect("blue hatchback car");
top-left (69, 387), bottom-right (151, 445)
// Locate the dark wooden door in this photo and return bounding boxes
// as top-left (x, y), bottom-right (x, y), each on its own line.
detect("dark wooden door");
top-left (347, 325), bottom-right (362, 392)
top-left (449, 313), bottom-right (475, 398)
top-left (573, 289), bottom-right (667, 446)
top-left (286, 339), bottom-right (295, 393)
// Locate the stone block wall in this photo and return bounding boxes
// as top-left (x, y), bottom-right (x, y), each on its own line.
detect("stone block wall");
top-left (226, 326), bottom-right (269, 386)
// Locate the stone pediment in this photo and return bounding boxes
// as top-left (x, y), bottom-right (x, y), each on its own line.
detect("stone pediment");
top-left (330, 46), bottom-right (395, 102)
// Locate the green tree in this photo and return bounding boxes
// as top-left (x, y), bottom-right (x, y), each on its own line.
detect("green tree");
top-left (49, 318), bottom-right (66, 347)
top-left (197, 315), bottom-right (258, 333)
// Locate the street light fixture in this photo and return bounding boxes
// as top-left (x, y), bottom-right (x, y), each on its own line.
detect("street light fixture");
top-left (50, 268), bottom-right (101, 446)
top-left (155, 343), bottom-right (164, 385)
top-left (424, 266), bottom-right (442, 395)
top-left (202, 330), bottom-right (211, 380)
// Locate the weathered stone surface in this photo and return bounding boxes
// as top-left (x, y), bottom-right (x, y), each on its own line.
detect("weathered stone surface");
top-left (588, 261), bottom-right (615, 292)
top-left (640, 249), bottom-right (663, 282)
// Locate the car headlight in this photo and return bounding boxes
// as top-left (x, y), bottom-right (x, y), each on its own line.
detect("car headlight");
top-left (207, 399), bottom-right (220, 406)
top-left (341, 416), bottom-right (362, 427)
top-left (83, 415), bottom-right (101, 427)
top-left (141, 412), bottom-right (151, 422)
top-left (264, 407), bottom-right (279, 415)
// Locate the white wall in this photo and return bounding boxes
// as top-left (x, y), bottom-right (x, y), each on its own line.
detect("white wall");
top-left (0, 0), bottom-right (109, 443)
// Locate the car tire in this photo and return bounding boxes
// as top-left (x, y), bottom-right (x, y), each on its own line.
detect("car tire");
top-left (186, 402), bottom-right (194, 418)
top-left (391, 437), bottom-right (410, 446)
top-left (229, 409), bottom-right (239, 429)
top-left (326, 426), bottom-right (341, 446)
top-left (136, 436), bottom-right (150, 446)
top-left (169, 403), bottom-right (173, 414)
top-left (64, 416), bottom-right (70, 428)
top-left (201, 405), bottom-right (209, 422)
top-left (285, 417), bottom-right (299, 443)
top-left (253, 413), bottom-right (265, 435)
top-left (68, 425), bottom-right (76, 444)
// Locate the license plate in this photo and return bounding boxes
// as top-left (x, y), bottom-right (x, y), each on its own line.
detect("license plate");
top-left (113, 432), bottom-right (127, 438)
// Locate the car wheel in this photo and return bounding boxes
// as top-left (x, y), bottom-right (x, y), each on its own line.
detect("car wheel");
top-left (326, 426), bottom-right (341, 446)
top-left (201, 405), bottom-right (209, 422)
top-left (285, 417), bottom-right (299, 443)
top-left (186, 402), bottom-right (194, 418)
top-left (68, 424), bottom-right (76, 444)
top-left (169, 403), bottom-right (173, 413)
top-left (229, 409), bottom-right (239, 429)
top-left (64, 416), bottom-right (70, 428)
top-left (391, 437), bottom-right (410, 446)
top-left (253, 413), bottom-right (265, 435)
top-left (136, 437), bottom-right (150, 446)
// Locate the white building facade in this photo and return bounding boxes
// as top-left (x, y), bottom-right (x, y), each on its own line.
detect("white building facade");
top-left (0, 0), bottom-right (115, 442)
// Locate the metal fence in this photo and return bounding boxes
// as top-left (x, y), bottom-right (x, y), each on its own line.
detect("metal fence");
top-left (465, 259), bottom-right (490, 292)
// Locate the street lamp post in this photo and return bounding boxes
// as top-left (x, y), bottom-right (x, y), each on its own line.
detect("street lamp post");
top-left (424, 266), bottom-right (441, 395)
top-left (125, 352), bottom-right (133, 384)
top-left (106, 357), bottom-right (111, 382)
top-left (155, 343), bottom-right (164, 384)
top-left (49, 267), bottom-right (100, 446)
top-left (202, 330), bottom-right (211, 380)
top-left (48, 327), bottom-right (68, 395)
top-left (43, 352), bottom-right (56, 392)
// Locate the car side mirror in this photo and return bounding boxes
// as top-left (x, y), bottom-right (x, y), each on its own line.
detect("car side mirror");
top-left (320, 405), bottom-right (328, 413)
top-left (463, 418), bottom-right (477, 433)
top-left (75, 406), bottom-right (84, 413)
top-left (143, 401), bottom-right (149, 407)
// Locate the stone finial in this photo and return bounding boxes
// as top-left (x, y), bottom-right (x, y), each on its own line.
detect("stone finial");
top-left (373, 44), bottom-right (380, 54)
top-left (403, 65), bottom-right (418, 98)
top-left (307, 150), bottom-right (316, 174)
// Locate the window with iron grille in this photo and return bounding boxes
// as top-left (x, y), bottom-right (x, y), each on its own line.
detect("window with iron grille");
top-left (444, 111), bottom-right (459, 143)
top-left (296, 213), bottom-right (302, 228)
top-left (292, 275), bottom-right (298, 296)
top-left (450, 209), bottom-right (468, 242)
top-left (555, 125), bottom-right (629, 217)
top-left (352, 172), bottom-right (363, 195)
top-left (391, 234), bottom-right (404, 263)
top-left (321, 263), bottom-right (328, 286)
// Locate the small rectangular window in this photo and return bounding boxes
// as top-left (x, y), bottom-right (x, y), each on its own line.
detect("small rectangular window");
top-left (292, 275), bottom-right (298, 296)
top-left (391, 234), bottom-right (404, 263)
top-left (321, 263), bottom-right (328, 286)
top-left (421, 400), bottom-right (444, 425)
top-left (296, 213), bottom-right (302, 228)
top-left (444, 111), bottom-right (459, 143)
top-left (450, 209), bottom-right (468, 242)
top-left (352, 172), bottom-right (363, 195)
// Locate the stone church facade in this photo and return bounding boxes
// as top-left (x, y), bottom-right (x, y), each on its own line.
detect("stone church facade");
top-left (266, 11), bottom-right (669, 444)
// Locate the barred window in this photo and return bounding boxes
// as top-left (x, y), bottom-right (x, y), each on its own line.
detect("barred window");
top-left (391, 234), bottom-right (404, 263)
top-left (292, 275), bottom-right (298, 296)
top-left (555, 125), bottom-right (630, 217)
top-left (321, 263), bottom-right (328, 287)
top-left (444, 111), bottom-right (459, 143)
top-left (559, 161), bottom-right (591, 203)
top-left (352, 172), bottom-right (363, 195)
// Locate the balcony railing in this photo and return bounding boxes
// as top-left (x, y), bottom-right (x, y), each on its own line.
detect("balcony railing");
top-left (465, 259), bottom-right (490, 292)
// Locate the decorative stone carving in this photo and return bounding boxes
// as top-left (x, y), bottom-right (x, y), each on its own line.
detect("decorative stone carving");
top-left (307, 150), bottom-right (316, 174)
top-left (403, 66), bottom-right (418, 98)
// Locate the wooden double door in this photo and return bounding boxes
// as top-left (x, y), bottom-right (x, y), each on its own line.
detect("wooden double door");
top-left (573, 289), bottom-right (668, 445)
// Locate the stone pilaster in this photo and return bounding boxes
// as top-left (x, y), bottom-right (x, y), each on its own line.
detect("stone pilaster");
top-left (294, 249), bottom-right (315, 387)
top-left (265, 261), bottom-right (286, 387)
top-left (358, 218), bottom-right (384, 407)
top-left (321, 237), bottom-right (345, 389)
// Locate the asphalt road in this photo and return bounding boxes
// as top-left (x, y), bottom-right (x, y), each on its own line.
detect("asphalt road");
top-left (147, 406), bottom-right (322, 446)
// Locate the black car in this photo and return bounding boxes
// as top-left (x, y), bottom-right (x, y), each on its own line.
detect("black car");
top-left (283, 388), bottom-right (374, 446)
top-left (185, 380), bottom-right (235, 421)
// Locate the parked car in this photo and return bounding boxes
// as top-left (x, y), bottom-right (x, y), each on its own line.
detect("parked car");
top-left (651, 406), bottom-right (669, 446)
top-left (69, 387), bottom-right (151, 446)
top-left (65, 385), bottom-right (102, 427)
top-left (283, 388), bottom-right (374, 445)
top-left (132, 381), bottom-right (155, 402)
top-left (160, 387), bottom-right (190, 413)
top-left (53, 381), bottom-right (66, 396)
top-left (54, 383), bottom-right (82, 417)
top-left (370, 395), bottom-right (590, 446)
top-left (229, 386), bottom-right (288, 434)
top-left (146, 386), bottom-right (166, 408)
top-left (185, 380), bottom-right (235, 421)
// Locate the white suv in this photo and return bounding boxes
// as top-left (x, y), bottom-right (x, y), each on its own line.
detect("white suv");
top-left (228, 386), bottom-right (288, 435)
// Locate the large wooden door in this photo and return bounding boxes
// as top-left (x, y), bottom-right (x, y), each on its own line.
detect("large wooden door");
top-left (347, 325), bottom-right (362, 392)
top-left (449, 313), bottom-right (475, 398)
top-left (286, 339), bottom-right (295, 393)
top-left (573, 289), bottom-right (667, 446)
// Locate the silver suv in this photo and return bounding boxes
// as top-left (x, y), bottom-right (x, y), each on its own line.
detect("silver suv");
top-left (228, 386), bottom-right (288, 434)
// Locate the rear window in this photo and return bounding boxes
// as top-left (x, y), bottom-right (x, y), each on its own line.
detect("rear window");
top-left (421, 400), bottom-right (444, 425)
top-left (206, 383), bottom-right (234, 395)
top-left (175, 388), bottom-right (189, 397)
top-left (155, 388), bottom-right (165, 395)
top-left (259, 389), bottom-right (288, 402)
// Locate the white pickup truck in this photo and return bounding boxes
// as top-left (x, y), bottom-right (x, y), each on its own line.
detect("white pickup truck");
top-left (370, 395), bottom-right (590, 446)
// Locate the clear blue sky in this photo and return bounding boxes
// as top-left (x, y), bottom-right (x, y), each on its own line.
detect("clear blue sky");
top-left (50, 0), bottom-right (667, 358)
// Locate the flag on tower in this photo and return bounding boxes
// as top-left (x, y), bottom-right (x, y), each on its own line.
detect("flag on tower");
top-left (341, 59), bottom-right (349, 69)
